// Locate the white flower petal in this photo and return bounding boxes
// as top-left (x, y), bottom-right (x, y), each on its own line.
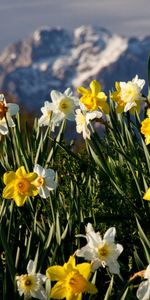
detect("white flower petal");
top-left (34, 164), bottom-right (44, 176)
top-left (0, 124), bottom-right (8, 135)
top-left (39, 186), bottom-right (50, 199)
top-left (91, 259), bottom-right (101, 271)
top-left (7, 103), bottom-right (19, 116)
top-left (76, 245), bottom-right (96, 261)
top-left (45, 178), bottom-right (57, 190)
top-left (64, 87), bottom-right (73, 97)
top-left (132, 75), bottom-right (145, 90)
top-left (86, 111), bottom-right (102, 123)
top-left (45, 169), bottom-right (55, 178)
top-left (144, 264), bottom-right (150, 279)
top-left (137, 280), bottom-right (150, 300)
top-left (38, 115), bottom-right (50, 127)
top-left (107, 260), bottom-right (120, 275)
top-left (36, 273), bottom-right (47, 282)
top-left (124, 102), bottom-right (137, 112)
top-left (51, 90), bottom-right (63, 103)
top-left (27, 260), bottom-right (36, 274)
top-left (31, 287), bottom-right (47, 300)
top-left (103, 227), bottom-right (116, 243)
top-left (116, 244), bottom-right (124, 256)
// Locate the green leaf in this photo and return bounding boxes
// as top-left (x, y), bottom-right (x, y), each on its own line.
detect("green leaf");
top-left (104, 276), bottom-right (114, 300)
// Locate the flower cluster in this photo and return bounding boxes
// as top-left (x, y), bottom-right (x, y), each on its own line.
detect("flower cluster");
top-left (1, 72), bottom-right (150, 300)
top-left (16, 224), bottom-right (123, 300)
top-left (2, 164), bottom-right (57, 206)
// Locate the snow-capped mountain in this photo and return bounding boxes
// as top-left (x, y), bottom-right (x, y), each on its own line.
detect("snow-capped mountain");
top-left (0, 25), bottom-right (149, 113)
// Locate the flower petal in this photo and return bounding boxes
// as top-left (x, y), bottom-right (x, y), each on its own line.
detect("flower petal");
top-left (77, 86), bottom-right (89, 96)
top-left (51, 90), bottom-right (63, 103)
top-left (137, 280), bottom-right (150, 300)
top-left (3, 171), bottom-right (17, 185)
top-left (103, 227), bottom-right (116, 243)
top-left (16, 166), bottom-right (27, 177)
top-left (27, 260), bottom-right (36, 274)
top-left (143, 188), bottom-right (150, 201)
top-left (76, 263), bottom-right (91, 279)
top-left (46, 266), bottom-right (66, 281)
top-left (90, 80), bottom-right (101, 96)
top-left (50, 281), bottom-right (67, 299)
top-left (7, 103), bottom-right (19, 116)
top-left (2, 184), bottom-right (14, 199)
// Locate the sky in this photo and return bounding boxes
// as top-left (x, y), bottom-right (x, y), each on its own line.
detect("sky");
top-left (0, 0), bottom-right (150, 52)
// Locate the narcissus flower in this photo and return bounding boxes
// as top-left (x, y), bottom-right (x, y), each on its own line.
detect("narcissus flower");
top-left (76, 223), bottom-right (123, 275)
top-left (16, 260), bottom-right (47, 300)
top-left (39, 88), bottom-right (79, 129)
top-left (0, 94), bottom-right (19, 135)
top-left (110, 75), bottom-right (145, 113)
top-left (77, 80), bottom-right (109, 113)
top-left (2, 166), bottom-right (38, 206)
top-left (33, 164), bottom-right (57, 198)
top-left (75, 108), bottom-right (102, 140)
top-left (46, 255), bottom-right (97, 300)
top-left (141, 109), bottom-right (150, 145)
top-left (136, 264), bottom-right (150, 300)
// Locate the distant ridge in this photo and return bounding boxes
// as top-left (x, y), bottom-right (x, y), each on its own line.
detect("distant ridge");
top-left (0, 25), bottom-right (149, 112)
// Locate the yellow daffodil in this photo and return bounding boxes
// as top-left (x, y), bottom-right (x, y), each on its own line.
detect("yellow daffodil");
top-left (2, 166), bottom-right (38, 206)
top-left (141, 118), bottom-right (150, 145)
top-left (46, 256), bottom-right (97, 300)
top-left (77, 80), bottom-right (109, 113)
top-left (141, 109), bottom-right (150, 145)
top-left (110, 75), bottom-right (145, 113)
top-left (143, 188), bottom-right (150, 201)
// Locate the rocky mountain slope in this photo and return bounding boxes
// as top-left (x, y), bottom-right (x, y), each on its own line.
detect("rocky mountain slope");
top-left (0, 25), bottom-right (149, 113)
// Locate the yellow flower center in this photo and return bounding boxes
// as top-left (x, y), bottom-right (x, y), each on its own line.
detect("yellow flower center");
top-left (98, 243), bottom-right (110, 260)
top-left (15, 178), bottom-right (30, 194)
top-left (33, 176), bottom-right (45, 188)
top-left (59, 98), bottom-right (74, 114)
top-left (81, 94), bottom-right (95, 110)
top-left (66, 271), bottom-right (88, 295)
top-left (0, 102), bottom-right (8, 119)
top-left (19, 274), bottom-right (37, 293)
top-left (120, 83), bottom-right (140, 103)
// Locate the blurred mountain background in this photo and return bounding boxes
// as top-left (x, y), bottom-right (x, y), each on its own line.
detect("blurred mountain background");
top-left (0, 0), bottom-right (150, 113)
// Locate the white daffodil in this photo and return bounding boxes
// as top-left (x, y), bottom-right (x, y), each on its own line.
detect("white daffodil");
top-left (0, 94), bottom-right (19, 135)
top-left (137, 265), bottom-right (150, 300)
top-left (38, 101), bottom-right (53, 127)
top-left (75, 108), bottom-right (102, 140)
top-left (33, 164), bottom-right (57, 199)
top-left (39, 88), bottom-right (79, 129)
top-left (76, 223), bottom-right (123, 275)
top-left (111, 75), bottom-right (145, 113)
top-left (120, 75), bottom-right (145, 112)
top-left (16, 260), bottom-right (47, 300)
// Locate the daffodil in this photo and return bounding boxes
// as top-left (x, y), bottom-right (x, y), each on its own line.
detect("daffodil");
top-left (76, 223), bottom-right (123, 275)
top-left (2, 166), bottom-right (38, 206)
top-left (16, 260), bottom-right (47, 300)
top-left (33, 164), bottom-right (57, 198)
top-left (141, 109), bottom-right (150, 145)
top-left (143, 187), bottom-right (150, 200)
top-left (75, 108), bottom-right (102, 140)
top-left (39, 88), bottom-right (79, 129)
top-left (77, 80), bottom-right (109, 113)
top-left (110, 75), bottom-right (145, 113)
top-left (0, 93), bottom-right (19, 135)
top-left (137, 264), bottom-right (150, 300)
top-left (46, 255), bottom-right (97, 300)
